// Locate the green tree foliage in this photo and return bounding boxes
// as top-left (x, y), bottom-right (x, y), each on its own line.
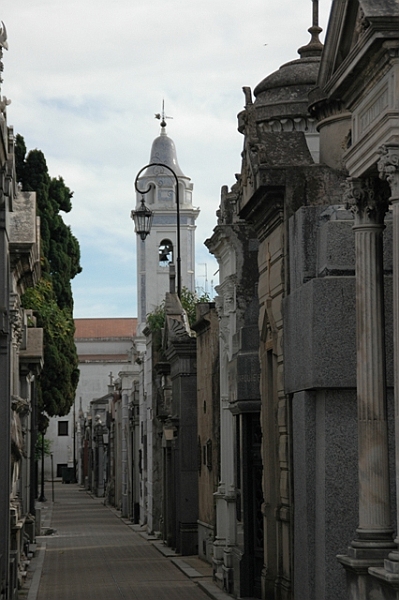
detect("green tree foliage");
top-left (15, 134), bottom-right (82, 309)
top-left (146, 287), bottom-right (211, 333)
top-left (16, 135), bottom-right (81, 429)
top-left (35, 434), bottom-right (52, 461)
top-left (22, 279), bottom-right (79, 419)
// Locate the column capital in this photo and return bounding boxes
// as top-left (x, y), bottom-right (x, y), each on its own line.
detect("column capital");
top-left (343, 177), bottom-right (389, 227)
top-left (378, 144), bottom-right (399, 201)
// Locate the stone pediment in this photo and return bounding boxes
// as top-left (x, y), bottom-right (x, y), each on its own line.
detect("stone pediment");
top-left (316, 0), bottom-right (399, 97)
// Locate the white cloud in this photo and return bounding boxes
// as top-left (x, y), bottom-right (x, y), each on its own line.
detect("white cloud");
top-left (2, 0), bottom-right (332, 317)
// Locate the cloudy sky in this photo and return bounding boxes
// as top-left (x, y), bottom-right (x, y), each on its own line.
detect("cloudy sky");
top-left (2, 0), bottom-right (332, 318)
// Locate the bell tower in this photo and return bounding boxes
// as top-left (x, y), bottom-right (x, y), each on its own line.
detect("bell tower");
top-left (132, 111), bottom-right (199, 329)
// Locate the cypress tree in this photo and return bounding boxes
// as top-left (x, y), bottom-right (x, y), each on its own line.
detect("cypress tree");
top-left (16, 134), bottom-right (82, 430)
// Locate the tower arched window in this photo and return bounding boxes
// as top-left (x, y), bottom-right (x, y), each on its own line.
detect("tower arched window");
top-left (159, 239), bottom-right (173, 267)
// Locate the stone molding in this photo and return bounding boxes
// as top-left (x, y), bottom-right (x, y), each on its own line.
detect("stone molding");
top-left (258, 116), bottom-right (318, 135)
top-left (308, 95), bottom-right (349, 124)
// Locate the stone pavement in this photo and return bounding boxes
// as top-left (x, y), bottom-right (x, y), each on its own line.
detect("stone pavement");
top-left (25, 482), bottom-right (231, 600)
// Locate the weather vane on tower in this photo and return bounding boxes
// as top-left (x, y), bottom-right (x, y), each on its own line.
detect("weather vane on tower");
top-left (155, 100), bottom-right (173, 129)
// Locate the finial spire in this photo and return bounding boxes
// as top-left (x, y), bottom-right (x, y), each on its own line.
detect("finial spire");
top-left (298, 0), bottom-right (323, 58)
top-left (155, 100), bottom-right (173, 131)
top-left (312, 0), bottom-right (319, 27)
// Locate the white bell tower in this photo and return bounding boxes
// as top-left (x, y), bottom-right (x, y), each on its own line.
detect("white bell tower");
top-left (133, 115), bottom-right (199, 329)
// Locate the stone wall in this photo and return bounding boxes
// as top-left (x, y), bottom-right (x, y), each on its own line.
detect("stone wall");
top-left (194, 302), bottom-right (220, 564)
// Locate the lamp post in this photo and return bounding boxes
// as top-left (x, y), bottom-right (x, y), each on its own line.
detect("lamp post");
top-left (132, 162), bottom-right (181, 298)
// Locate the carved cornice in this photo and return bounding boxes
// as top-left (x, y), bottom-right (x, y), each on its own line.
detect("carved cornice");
top-left (308, 94), bottom-right (347, 121)
top-left (240, 186), bottom-right (284, 242)
top-left (378, 144), bottom-right (399, 200)
top-left (343, 177), bottom-right (389, 226)
top-left (259, 116), bottom-right (318, 135)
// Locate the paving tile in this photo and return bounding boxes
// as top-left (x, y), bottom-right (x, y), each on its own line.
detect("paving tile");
top-left (35, 483), bottom-right (219, 600)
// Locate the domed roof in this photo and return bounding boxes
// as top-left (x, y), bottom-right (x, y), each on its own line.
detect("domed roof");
top-left (143, 126), bottom-right (186, 178)
top-left (253, 24), bottom-right (323, 122)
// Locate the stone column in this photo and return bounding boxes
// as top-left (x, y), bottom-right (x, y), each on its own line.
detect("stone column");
top-left (373, 144), bottom-right (399, 578)
top-left (339, 177), bottom-right (394, 572)
top-left (0, 206), bottom-right (11, 600)
top-left (121, 389), bottom-right (129, 517)
top-left (97, 424), bottom-right (104, 497)
top-left (213, 308), bottom-right (236, 589)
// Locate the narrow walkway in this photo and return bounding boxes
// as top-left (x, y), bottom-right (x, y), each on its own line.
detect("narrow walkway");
top-left (31, 483), bottom-right (226, 600)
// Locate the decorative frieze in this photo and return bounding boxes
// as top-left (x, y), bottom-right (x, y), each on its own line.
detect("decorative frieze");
top-left (258, 116), bottom-right (318, 135)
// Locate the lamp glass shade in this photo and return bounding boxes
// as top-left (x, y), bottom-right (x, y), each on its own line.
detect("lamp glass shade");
top-left (131, 197), bottom-right (154, 241)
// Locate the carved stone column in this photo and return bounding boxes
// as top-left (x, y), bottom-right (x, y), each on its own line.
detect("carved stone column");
top-left (371, 144), bottom-right (399, 580)
top-left (212, 286), bottom-right (237, 592)
top-left (338, 177), bottom-right (394, 573)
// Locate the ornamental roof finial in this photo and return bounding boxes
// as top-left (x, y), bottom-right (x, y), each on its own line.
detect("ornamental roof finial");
top-left (298, 0), bottom-right (323, 58)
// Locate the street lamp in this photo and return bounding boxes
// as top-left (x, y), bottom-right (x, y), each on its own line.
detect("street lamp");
top-left (131, 196), bottom-right (154, 241)
top-left (132, 162), bottom-right (182, 298)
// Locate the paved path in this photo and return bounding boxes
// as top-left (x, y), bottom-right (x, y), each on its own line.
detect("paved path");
top-left (30, 483), bottom-right (228, 600)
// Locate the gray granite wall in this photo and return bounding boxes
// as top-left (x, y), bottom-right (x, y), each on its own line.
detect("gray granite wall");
top-left (285, 206), bottom-right (393, 392)
top-left (293, 390), bottom-right (358, 600)
top-left (286, 205), bottom-right (395, 600)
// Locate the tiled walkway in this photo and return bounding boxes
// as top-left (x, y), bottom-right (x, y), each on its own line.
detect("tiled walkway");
top-left (30, 483), bottom-right (228, 600)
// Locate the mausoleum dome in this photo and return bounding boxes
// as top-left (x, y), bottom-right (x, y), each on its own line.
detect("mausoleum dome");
top-left (253, 24), bottom-right (323, 123)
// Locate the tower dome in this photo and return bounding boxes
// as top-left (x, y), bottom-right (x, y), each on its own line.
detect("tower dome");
top-left (144, 125), bottom-right (186, 177)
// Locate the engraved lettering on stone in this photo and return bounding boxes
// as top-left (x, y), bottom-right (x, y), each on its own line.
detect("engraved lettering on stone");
top-left (359, 88), bottom-right (389, 135)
